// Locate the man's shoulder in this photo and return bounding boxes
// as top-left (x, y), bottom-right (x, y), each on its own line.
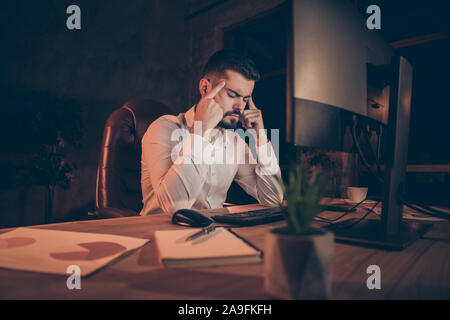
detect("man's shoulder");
top-left (143, 113), bottom-right (186, 141)
top-left (153, 114), bottom-right (182, 126)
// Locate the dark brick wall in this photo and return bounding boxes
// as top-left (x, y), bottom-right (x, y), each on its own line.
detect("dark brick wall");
top-left (0, 0), bottom-right (189, 226)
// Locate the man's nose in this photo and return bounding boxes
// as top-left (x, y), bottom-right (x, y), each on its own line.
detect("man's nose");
top-left (233, 99), bottom-right (246, 111)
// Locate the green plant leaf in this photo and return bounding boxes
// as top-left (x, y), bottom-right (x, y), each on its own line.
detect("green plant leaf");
top-left (279, 162), bottom-right (328, 235)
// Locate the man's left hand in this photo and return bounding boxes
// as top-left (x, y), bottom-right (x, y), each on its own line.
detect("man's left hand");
top-left (240, 97), bottom-right (265, 132)
top-left (240, 98), bottom-right (268, 146)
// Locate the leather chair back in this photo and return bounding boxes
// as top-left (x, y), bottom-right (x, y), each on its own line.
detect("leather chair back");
top-left (96, 99), bottom-right (172, 218)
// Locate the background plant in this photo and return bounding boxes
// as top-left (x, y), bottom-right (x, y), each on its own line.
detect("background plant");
top-left (278, 162), bottom-right (329, 234)
top-left (300, 147), bottom-right (341, 198)
top-left (1, 85), bottom-right (83, 223)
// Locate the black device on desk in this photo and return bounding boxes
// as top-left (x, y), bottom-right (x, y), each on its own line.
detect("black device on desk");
top-left (173, 205), bottom-right (356, 227)
top-left (172, 207), bottom-right (285, 227)
top-left (211, 207), bottom-right (285, 226)
top-left (212, 204), bottom-right (355, 225)
top-left (172, 209), bottom-right (214, 227)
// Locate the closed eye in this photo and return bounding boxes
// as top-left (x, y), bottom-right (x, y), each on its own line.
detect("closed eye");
top-left (227, 88), bottom-right (251, 102)
top-left (227, 92), bottom-right (238, 99)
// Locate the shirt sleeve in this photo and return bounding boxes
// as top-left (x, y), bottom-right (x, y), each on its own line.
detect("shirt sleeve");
top-left (233, 134), bottom-right (284, 207)
top-left (141, 117), bottom-right (214, 215)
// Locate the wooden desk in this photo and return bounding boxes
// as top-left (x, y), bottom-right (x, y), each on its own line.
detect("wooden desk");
top-left (0, 203), bottom-right (449, 300)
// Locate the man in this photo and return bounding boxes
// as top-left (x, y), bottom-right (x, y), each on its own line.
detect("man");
top-left (140, 50), bottom-right (283, 216)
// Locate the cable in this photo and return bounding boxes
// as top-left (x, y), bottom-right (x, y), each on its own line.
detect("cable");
top-left (336, 200), bottom-right (380, 229)
top-left (404, 199), bottom-right (450, 216)
top-left (351, 115), bottom-right (384, 184)
top-left (313, 216), bottom-right (335, 225)
top-left (369, 123), bottom-right (384, 179)
top-left (376, 124), bottom-right (383, 164)
top-left (403, 200), bottom-right (450, 220)
top-left (401, 198), bottom-right (450, 220)
top-left (315, 198), bottom-right (367, 223)
top-left (419, 204), bottom-right (450, 216)
top-left (366, 134), bottom-right (384, 179)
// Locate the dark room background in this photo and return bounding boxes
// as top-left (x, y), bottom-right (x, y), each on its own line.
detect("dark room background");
top-left (0, 0), bottom-right (189, 227)
top-left (0, 0), bottom-right (289, 227)
top-left (1, 0), bottom-right (449, 227)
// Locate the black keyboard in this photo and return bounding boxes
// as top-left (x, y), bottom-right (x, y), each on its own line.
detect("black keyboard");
top-left (211, 207), bottom-right (285, 226)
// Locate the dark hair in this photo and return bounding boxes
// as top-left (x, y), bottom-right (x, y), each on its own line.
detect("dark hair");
top-left (202, 50), bottom-right (260, 81)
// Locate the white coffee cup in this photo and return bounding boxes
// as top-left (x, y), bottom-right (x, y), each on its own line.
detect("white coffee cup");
top-left (346, 187), bottom-right (368, 203)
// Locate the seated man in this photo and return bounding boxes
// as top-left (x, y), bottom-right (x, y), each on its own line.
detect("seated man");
top-left (140, 50), bottom-right (283, 215)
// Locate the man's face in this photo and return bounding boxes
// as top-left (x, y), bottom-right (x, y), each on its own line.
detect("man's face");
top-left (203, 69), bottom-right (255, 129)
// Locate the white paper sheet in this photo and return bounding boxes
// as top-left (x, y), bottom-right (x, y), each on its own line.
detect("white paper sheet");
top-left (0, 228), bottom-right (149, 276)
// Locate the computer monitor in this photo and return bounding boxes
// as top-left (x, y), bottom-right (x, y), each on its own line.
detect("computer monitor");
top-left (223, 1), bottom-right (436, 244)
top-left (325, 55), bottom-right (432, 250)
top-left (290, 0), bottom-right (393, 149)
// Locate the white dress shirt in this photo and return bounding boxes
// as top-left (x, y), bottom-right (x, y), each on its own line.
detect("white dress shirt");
top-left (140, 105), bottom-right (283, 216)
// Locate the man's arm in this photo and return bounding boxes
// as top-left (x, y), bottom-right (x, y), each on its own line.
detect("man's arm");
top-left (142, 81), bottom-right (226, 215)
top-left (233, 132), bottom-right (284, 206)
top-left (142, 117), bottom-right (212, 215)
top-left (234, 98), bottom-right (284, 206)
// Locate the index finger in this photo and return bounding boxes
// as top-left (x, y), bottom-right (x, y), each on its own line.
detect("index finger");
top-left (248, 97), bottom-right (257, 109)
top-left (205, 81), bottom-right (226, 99)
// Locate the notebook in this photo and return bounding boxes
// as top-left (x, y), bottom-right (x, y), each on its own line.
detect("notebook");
top-left (154, 228), bottom-right (262, 268)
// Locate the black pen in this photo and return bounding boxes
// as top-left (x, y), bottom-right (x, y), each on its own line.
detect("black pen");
top-left (185, 223), bottom-right (217, 242)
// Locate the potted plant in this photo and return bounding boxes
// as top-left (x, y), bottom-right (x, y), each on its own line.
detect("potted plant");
top-left (25, 94), bottom-right (83, 224)
top-left (264, 163), bottom-right (334, 299)
top-left (1, 86), bottom-right (83, 224)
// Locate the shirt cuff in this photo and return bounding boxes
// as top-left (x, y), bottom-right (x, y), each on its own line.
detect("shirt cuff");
top-left (256, 141), bottom-right (280, 175)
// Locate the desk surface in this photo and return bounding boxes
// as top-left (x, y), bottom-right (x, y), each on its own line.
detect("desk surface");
top-left (0, 203), bottom-right (449, 300)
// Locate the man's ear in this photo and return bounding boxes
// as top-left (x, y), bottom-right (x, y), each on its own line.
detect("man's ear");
top-left (199, 78), bottom-right (210, 97)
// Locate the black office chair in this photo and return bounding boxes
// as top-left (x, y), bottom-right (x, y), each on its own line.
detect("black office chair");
top-left (95, 99), bottom-right (172, 218)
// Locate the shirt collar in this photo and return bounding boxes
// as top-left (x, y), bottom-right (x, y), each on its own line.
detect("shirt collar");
top-left (184, 105), bottom-right (196, 129)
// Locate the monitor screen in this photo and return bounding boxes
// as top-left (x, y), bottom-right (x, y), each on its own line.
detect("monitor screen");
top-left (292, 0), bottom-right (393, 116)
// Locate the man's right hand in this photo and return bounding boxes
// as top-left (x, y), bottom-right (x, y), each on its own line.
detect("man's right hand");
top-left (191, 81), bottom-right (225, 137)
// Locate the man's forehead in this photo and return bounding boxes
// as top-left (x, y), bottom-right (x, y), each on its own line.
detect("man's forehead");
top-left (219, 70), bottom-right (254, 96)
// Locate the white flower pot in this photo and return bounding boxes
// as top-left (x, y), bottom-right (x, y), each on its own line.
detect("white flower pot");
top-left (264, 227), bottom-right (334, 299)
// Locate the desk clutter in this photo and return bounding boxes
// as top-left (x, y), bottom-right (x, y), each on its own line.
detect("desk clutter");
top-left (0, 224), bottom-right (263, 276)
top-left (0, 202), bottom-right (448, 299)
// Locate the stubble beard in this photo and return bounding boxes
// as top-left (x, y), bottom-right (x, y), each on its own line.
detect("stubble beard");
top-left (217, 110), bottom-right (240, 129)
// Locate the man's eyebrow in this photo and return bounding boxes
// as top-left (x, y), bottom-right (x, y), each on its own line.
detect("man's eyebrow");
top-left (227, 87), bottom-right (251, 98)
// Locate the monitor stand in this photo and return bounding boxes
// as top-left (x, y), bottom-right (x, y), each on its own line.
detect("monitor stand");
top-left (324, 218), bottom-right (433, 250)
